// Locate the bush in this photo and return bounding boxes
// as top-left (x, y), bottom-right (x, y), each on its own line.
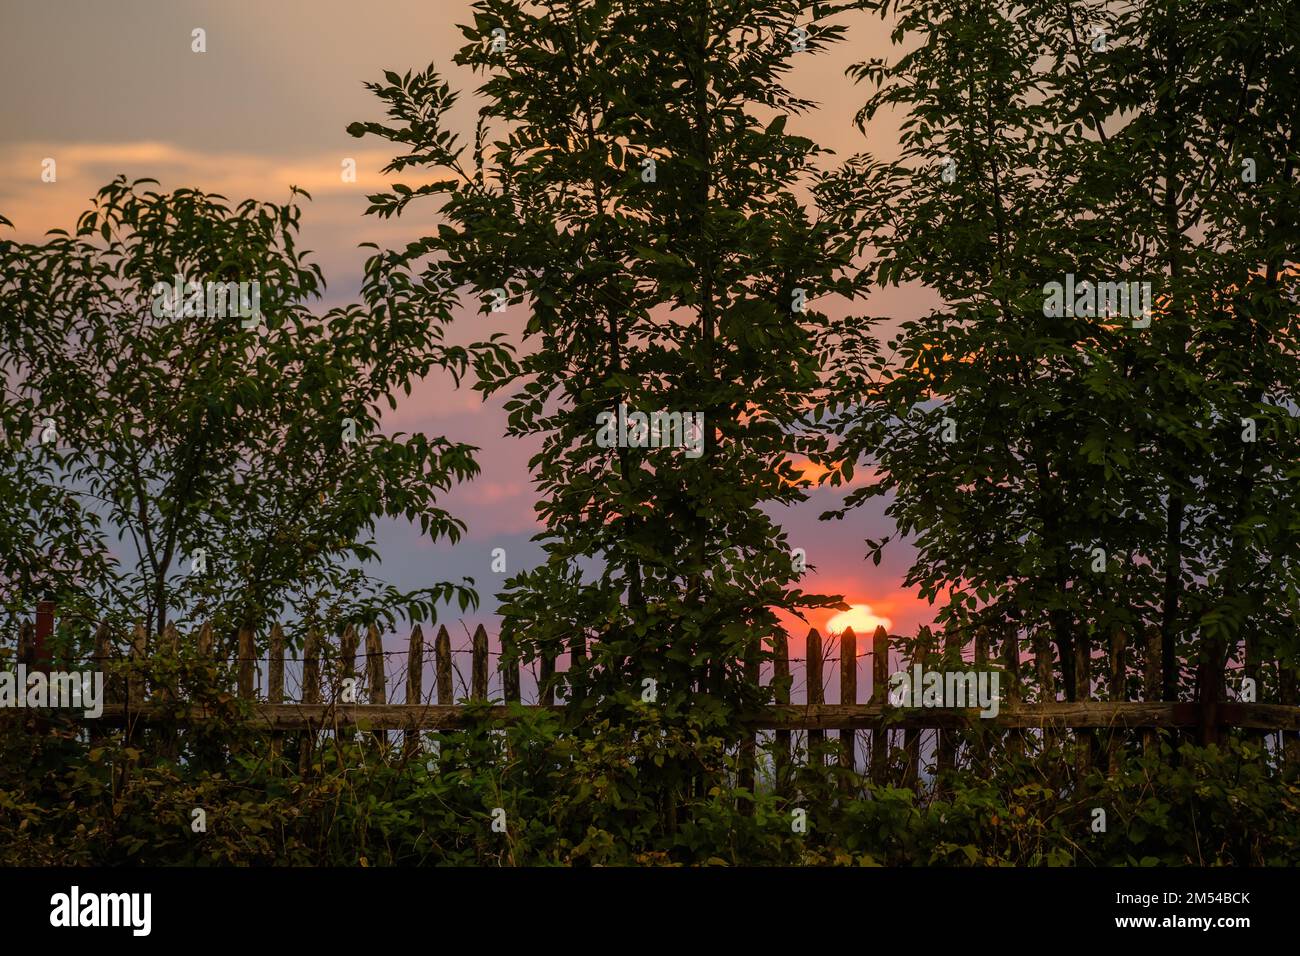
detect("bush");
top-left (2, 703), bottom-right (1297, 866)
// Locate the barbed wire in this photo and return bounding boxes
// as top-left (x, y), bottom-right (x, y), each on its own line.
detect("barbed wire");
top-left (9, 648), bottom-right (895, 666)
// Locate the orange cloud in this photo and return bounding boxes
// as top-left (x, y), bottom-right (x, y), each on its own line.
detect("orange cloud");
top-left (781, 456), bottom-right (876, 488)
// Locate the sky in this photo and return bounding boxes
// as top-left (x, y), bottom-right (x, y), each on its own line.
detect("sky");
top-left (0, 0), bottom-right (943, 690)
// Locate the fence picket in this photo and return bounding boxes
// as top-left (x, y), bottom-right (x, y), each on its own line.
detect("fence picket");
top-left (339, 625), bottom-right (359, 704)
top-left (773, 630), bottom-right (791, 794)
top-left (1281, 662), bottom-right (1299, 770)
top-left (569, 632), bottom-right (587, 702)
top-left (268, 623), bottom-right (285, 764)
top-left (840, 627), bottom-right (857, 776)
top-left (129, 623), bottom-right (147, 707)
top-left (740, 641), bottom-right (759, 813)
top-left (365, 624), bottom-right (386, 706)
top-left (806, 628), bottom-right (824, 768)
top-left (1143, 625), bottom-right (1161, 755)
top-left (501, 632), bottom-right (520, 704)
top-left (1107, 626), bottom-right (1125, 775)
top-left (303, 629), bottom-right (321, 705)
top-left (540, 651), bottom-right (556, 706)
top-left (1002, 627), bottom-right (1022, 759)
top-left (1075, 631), bottom-right (1093, 779)
top-left (404, 624), bottom-right (424, 754)
top-left (238, 625), bottom-right (255, 700)
top-left (904, 627), bottom-right (931, 787)
top-left (406, 624), bottom-right (424, 706)
top-left (937, 627), bottom-right (961, 779)
top-left (870, 625), bottom-right (888, 785)
top-left (269, 624), bottom-right (285, 703)
top-left (472, 624), bottom-right (489, 701)
top-left (435, 625), bottom-right (453, 704)
top-left (1035, 628), bottom-right (1057, 757)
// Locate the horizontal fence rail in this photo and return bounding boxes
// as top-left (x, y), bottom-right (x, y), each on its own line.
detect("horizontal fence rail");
top-left (8, 612), bottom-right (1300, 785)
top-left (87, 700), bottom-right (1300, 733)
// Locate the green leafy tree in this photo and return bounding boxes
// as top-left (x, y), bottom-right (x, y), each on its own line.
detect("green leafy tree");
top-left (1100, 0), bottom-right (1300, 706)
top-left (826, 0), bottom-right (1148, 700)
top-left (349, 0), bottom-right (864, 729)
top-left (827, 0), bottom-right (1300, 712)
top-left (2, 213), bottom-right (116, 624)
top-left (0, 177), bottom-right (479, 651)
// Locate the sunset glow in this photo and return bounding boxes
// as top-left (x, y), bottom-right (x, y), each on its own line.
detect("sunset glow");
top-left (825, 603), bottom-right (892, 635)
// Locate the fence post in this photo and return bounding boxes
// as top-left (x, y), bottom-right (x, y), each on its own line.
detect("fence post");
top-left (128, 623), bottom-right (148, 708)
top-left (338, 624), bottom-right (358, 704)
top-left (33, 600), bottom-right (53, 666)
top-left (18, 605), bottom-right (52, 734)
top-left (1035, 628), bottom-right (1057, 757)
top-left (268, 623), bottom-right (285, 703)
top-left (125, 624), bottom-right (147, 747)
top-left (333, 624), bottom-right (358, 745)
top-left (159, 622), bottom-right (180, 758)
top-left (194, 620), bottom-right (224, 770)
top-left (93, 622), bottom-right (113, 678)
top-left (161, 621), bottom-right (179, 689)
top-left (196, 622), bottom-right (216, 689)
top-left (365, 624), bottom-right (386, 705)
top-left (406, 624), bottom-right (425, 699)
top-left (839, 627), bottom-right (858, 777)
top-left (1244, 631), bottom-right (1266, 753)
top-left (1108, 625), bottom-right (1126, 775)
top-left (91, 623), bottom-right (114, 744)
top-left (364, 624), bottom-right (387, 749)
top-left (806, 628), bottom-right (824, 768)
top-left (903, 627), bottom-right (931, 788)
top-left (739, 639), bottom-right (760, 814)
top-left (973, 626), bottom-right (991, 771)
top-left (936, 628), bottom-right (961, 779)
top-left (871, 625), bottom-right (888, 785)
top-left (1001, 626), bottom-right (1022, 760)
top-left (158, 622), bottom-right (178, 699)
top-left (1280, 661), bottom-right (1299, 772)
top-left (539, 649), bottom-right (556, 706)
top-left (569, 632), bottom-right (587, 702)
top-left (268, 623), bottom-right (285, 764)
top-left (404, 623), bottom-right (424, 755)
top-left (501, 632), bottom-right (521, 705)
top-left (471, 624), bottom-right (489, 701)
top-left (17, 620), bottom-right (34, 667)
top-left (298, 627), bottom-right (321, 775)
top-left (435, 625), bottom-right (453, 704)
top-left (302, 628), bottom-right (321, 705)
top-left (1075, 629), bottom-right (1093, 780)
top-left (1142, 625), bottom-right (1161, 755)
top-left (15, 612), bottom-right (51, 745)
top-left (773, 630), bottom-right (791, 794)
top-left (237, 625), bottom-right (256, 700)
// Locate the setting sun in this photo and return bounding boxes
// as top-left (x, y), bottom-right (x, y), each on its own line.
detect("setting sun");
top-left (826, 604), bottom-right (892, 635)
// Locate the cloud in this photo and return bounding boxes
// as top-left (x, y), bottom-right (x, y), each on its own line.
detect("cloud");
top-left (0, 141), bottom-right (413, 233)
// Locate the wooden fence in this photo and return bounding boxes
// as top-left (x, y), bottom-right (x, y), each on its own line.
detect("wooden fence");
top-left (12, 614), bottom-right (1300, 783)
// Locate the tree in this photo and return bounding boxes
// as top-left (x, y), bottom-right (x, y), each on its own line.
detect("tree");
top-left (0, 177), bottom-right (479, 652)
top-left (827, 0), bottom-right (1300, 715)
top-left (349, 0), bottom-right (863, 728)
top-left (1101, 0), bottom-right (1300, 710)
top-left (825, 0), bottom-right (1146, 700)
